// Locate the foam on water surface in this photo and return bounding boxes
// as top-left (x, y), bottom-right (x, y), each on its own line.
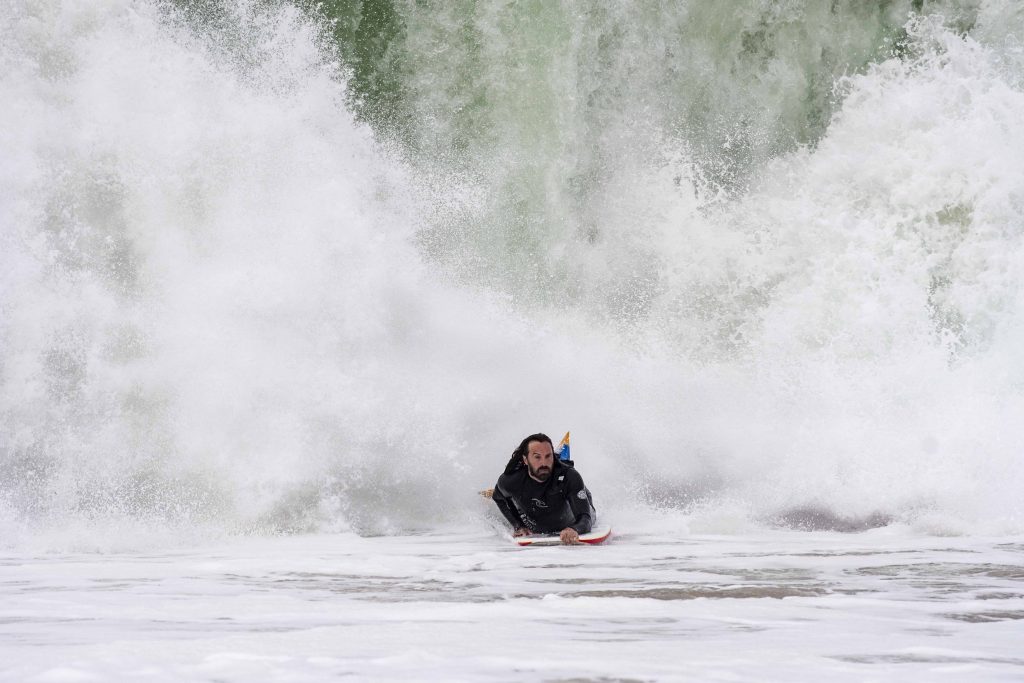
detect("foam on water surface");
top-left (2, 531), bottom-right (1023, 681)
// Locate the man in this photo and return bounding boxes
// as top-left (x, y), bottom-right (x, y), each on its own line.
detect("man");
top-left (492, 433), bottom-right (594, 545)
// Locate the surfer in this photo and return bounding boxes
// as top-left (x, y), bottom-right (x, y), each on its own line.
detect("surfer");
top-left (491, 433), bottom-right (595, 545)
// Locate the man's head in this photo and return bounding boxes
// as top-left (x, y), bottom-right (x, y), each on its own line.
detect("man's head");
top-left (515, 433), bottom-right (555, 482)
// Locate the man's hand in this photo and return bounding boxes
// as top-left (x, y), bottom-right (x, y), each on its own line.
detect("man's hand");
top-left (560, 528), bottom-right (580, 545)
top-left (513, 527), bottom-right (532, 537)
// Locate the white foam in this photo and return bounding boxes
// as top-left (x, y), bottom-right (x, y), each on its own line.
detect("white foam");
top-left (2, 1), bottom-right (1023, 545)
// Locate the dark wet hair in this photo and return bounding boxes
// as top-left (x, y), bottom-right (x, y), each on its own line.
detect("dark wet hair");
top-left (503, 433), bottom-right (554, 475)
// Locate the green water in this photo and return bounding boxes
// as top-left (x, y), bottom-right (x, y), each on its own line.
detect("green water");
top-left (167, 0), bottom-right (987, 307)
top-left (306, 1), bottom-right (981, 298)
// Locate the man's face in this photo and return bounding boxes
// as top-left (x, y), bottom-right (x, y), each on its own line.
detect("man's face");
top-left (523, 440), bottom-right (554, 482)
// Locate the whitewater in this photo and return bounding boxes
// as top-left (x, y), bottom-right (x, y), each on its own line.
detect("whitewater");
top-left (2, 0), bottom-right (1023, 680)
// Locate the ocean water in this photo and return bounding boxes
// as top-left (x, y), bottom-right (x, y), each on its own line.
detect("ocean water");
top-left (3, 530), bottom-right (1024, 681)
top-left (2, 0), bottom-right (1023, 679)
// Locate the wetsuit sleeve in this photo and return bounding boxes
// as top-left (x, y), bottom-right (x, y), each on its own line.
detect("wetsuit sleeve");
top-left (564, 470), bottom-right (593, 534)
top-left (492, 476), bottom-right (524, 529)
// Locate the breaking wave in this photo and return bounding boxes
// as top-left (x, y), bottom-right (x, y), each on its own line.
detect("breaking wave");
top-left (2, 0), bottom-right (1023, 547)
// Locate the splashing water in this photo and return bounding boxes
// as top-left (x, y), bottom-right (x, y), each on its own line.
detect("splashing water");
top-left (2, 0), bottom-right (1023, 548)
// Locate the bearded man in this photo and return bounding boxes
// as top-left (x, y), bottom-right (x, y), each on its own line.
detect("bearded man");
top-left (491, 433), bottom-right (595, 545)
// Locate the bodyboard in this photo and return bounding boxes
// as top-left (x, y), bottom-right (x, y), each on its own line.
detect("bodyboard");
top-left (515, 525), bottom-right (612, 547)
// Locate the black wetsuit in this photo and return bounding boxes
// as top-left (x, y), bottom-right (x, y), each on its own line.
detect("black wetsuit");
top-left (492, 461), bottom-right (594, 534)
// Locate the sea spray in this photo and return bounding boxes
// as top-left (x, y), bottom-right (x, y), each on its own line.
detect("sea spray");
top-left (2, 0), bottom-right (1023, 546)
top-left (0, 0), bottom-right (436, 538)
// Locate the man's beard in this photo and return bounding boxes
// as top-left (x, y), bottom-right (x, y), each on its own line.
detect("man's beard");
top-left (528, 463), bottom-right (552, 481)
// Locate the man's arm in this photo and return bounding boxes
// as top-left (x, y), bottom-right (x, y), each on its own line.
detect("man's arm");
top-left (563, 470), bottom-right (593, 535)
top-left (492, 478), bottom-right (529, 533)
